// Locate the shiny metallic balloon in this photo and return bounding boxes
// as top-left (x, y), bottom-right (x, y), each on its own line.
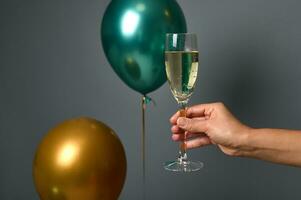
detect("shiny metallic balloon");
top-left (33, 117), bottom-right (127, 200)
top-left (101, 0), bottom-right (187, 94)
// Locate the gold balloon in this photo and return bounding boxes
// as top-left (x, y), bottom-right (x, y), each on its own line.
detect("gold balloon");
top-left (33, 117), bottom-right (127, 200)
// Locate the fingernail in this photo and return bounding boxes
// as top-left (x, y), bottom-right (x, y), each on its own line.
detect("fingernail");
top-left (177, 118), bottom-right (187, 127)
top-left (172, 134), bottom-right (177, 141)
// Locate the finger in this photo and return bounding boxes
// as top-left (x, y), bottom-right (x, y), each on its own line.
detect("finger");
top-left (172, 131), bottom-right (202, 141)
top-left (177, 117), bottom-right (208, 133)
top-left (172, 132), bottom-right (195, 141)
top-left (185, 136), bottom-right (212, 149)
top-left (172, 132), bottom-right (207, 141)
top-left (172, 132), bottom-right (192, 141)
top-left (170, 111), bottom-right (180, 125)
top-left (171, 125), bottom-right (184, 135)
top-left (186, 103), bottom-right (217, 118)
top-left (186, 106), bottom-right (205, 118)
top-left (171, 118), bottom-right (205, 134)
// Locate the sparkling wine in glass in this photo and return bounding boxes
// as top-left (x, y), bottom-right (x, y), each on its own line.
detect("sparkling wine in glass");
top-left (164, 33), bottom-right (203, 172)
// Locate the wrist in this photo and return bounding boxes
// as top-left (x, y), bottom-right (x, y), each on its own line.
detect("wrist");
top-left (234, 126), bottom-right (255, 157)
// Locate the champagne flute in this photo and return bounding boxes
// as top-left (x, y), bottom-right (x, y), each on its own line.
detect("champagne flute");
top-left (164, 33), bottom-right (203, 172)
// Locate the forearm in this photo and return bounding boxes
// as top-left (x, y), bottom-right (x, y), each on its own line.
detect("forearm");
top-left (239, 128), bottom-right (301, 167)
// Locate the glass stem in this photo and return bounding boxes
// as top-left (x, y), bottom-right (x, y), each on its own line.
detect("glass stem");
top-left (178, 102), bottom-right (188, 164)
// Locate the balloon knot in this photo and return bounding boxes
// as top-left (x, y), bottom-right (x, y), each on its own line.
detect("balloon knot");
top-left (143, 95), bottom-right (156, 106)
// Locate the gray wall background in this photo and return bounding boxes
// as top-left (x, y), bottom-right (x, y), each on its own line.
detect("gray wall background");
top-left (1, 0), bottom-right (301, 199)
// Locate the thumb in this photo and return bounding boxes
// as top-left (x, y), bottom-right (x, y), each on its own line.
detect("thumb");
top-left (177, 117), bottom-right (208, 133)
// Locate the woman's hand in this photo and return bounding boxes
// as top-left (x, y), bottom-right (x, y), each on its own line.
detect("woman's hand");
top-left (170, 102), bottom-right (250, 156)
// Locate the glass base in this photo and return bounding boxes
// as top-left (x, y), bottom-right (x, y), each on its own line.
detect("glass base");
top-left (164, 160), bottom-right (204, 172)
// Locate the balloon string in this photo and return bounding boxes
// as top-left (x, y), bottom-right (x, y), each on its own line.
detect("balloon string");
top-left (142, 95), bottom-right (146, 200)
top-left (142, 95), bottom-right (153, 199)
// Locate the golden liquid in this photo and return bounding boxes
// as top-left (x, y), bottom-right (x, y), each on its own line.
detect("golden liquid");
top-left (165, 51), bottom-right (198, 103)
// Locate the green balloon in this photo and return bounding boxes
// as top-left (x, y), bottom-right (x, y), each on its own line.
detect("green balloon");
top-left (101, 0), bottom-right (187, 95)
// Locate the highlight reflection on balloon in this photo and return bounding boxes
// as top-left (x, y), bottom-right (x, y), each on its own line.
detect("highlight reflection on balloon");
top-left (101, 0), bottom-right (187, 94)
top-left (57, 142), bottom-right (79, 167)
top-left (33, 117), bottom-right (127, 200)
top-left (121, 10), bottom-right (140, 36)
